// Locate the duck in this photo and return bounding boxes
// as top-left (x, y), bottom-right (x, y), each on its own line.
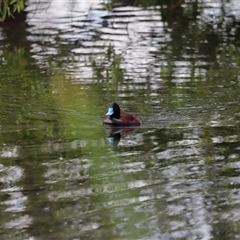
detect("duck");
top-left (103, 102), bottom-right (142, 126)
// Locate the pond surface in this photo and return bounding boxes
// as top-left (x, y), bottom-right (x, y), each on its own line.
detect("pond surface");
top-left (1, 0), bottom-right (240, 239)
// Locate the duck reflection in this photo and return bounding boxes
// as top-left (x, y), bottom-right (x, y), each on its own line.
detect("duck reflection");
top-left (104, 125), bottom-right (139, 149)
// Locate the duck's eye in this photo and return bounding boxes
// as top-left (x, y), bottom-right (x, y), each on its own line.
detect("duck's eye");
top-left (106, 107), bottom-right (114, 115)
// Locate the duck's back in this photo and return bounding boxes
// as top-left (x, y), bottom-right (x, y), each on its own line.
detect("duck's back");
top-left (120, 112), bottom-right (142, 126)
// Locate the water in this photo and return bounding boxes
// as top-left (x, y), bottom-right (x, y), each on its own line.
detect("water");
top-left (1, 0), bottom-right (240, 239)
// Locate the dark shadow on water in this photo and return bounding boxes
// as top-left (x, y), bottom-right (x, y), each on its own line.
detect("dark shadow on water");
top-left (104, 125), bottom-right (140, 149)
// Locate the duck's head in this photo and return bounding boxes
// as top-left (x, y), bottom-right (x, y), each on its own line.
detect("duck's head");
top-left (106, 102), bottom-right (120, 119)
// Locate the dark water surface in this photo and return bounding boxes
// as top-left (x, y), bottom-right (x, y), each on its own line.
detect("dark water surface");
top-left (1, 0), bottom-right (240, 239)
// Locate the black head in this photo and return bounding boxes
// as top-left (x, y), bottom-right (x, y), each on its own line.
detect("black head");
top-left (106, 102), bottom-right (121, 119)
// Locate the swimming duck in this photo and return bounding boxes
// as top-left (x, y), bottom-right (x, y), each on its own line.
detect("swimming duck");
top-left (103, 102), bottom-right (142, 126)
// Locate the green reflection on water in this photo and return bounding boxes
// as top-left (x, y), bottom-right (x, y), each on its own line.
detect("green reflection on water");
top-left (0, 48), bottom-right (58, 144)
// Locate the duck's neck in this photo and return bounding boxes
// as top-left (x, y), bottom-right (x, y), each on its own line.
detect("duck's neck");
top-left (110, 111), bottom-right (120, 119)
